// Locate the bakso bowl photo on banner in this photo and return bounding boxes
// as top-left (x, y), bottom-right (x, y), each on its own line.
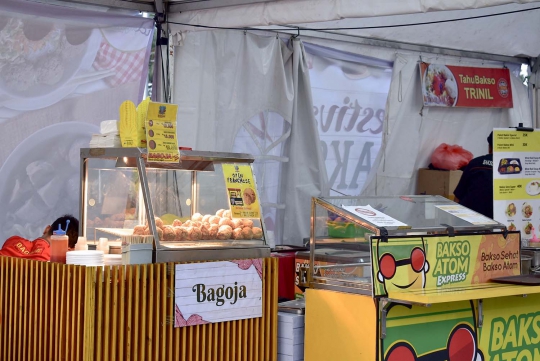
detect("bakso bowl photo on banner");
top-left (0, 2), bottom-right (153, 245)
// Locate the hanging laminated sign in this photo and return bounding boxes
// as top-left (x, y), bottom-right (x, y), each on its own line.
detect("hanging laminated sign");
top-left (222, 164), bottom-right (260, 219)
top-left (493, 128), bottom-right (540, 244)
top-left (146, 102), bottom-right (179, 163)
top-left (419, 62), bottom-right (513, 108)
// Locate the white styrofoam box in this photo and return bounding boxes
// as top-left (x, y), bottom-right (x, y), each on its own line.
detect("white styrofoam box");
top-left (278, 325), bottom-right (305, 341)
top-left (278, 312), bottom-right (305, 329)
top-left (122, 244), bottom-right (153, 264)
top-left (278, 337), bottom-right (304, 352)
top-left (278, 352), bottom-right (304, 361)
top-left (278, 311), bottom-right (305, 360)
top-left (277, 339), bottom-right (304, 358)
top-left (278, 313), bottom-right (305, 339)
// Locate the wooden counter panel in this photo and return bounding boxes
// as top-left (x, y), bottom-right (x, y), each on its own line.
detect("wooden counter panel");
top-left (0, 256), bottom-right (278, 361)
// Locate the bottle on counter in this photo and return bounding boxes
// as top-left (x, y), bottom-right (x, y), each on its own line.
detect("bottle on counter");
top-left (50, 220), bottom-right (70, 263)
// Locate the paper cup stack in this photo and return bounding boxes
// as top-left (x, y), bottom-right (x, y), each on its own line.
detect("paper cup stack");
top-left (66, 250), bottom-right (104, 266)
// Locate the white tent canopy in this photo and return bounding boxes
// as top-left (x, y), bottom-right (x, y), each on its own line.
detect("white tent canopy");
top-left (164, 0), bottom-right (539, 245)
top-left (24, 0), bottom-right (540, 245)
top-left (168, 0), bottom-right (540, 61)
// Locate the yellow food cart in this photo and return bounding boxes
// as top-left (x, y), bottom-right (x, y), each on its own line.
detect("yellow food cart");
top-left (303, 195), bottom-right (538, 361)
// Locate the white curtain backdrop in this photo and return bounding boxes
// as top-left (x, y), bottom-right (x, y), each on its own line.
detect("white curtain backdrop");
top-left (304, 42), bottom-right (393, 196)
top-left (362, 53), bottom-right (532, 196)
top-left (172, 30), bottom-right (327, 245)
top-left (0, 0), bottom-right (153, 245)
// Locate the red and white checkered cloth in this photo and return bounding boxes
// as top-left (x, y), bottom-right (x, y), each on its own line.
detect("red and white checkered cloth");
top-left (92, 40), bottom-right (147, 87)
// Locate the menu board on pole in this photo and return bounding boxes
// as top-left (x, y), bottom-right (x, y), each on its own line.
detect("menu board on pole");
top-left (493, 128), bottom-right (540, 244)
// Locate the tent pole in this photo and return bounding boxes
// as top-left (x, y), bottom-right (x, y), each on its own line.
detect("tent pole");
top-left (530, 72), bottom-right (537, 129)
top-left (532, 57), bottom-right (540, 129)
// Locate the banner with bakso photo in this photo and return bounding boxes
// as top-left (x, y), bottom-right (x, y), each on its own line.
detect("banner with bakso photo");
top-left (419, 62), bottom-right (513, 108)
top-left (0, 0), bottom-right (153, 246)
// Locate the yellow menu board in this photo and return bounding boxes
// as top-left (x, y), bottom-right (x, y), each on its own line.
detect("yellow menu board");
top-left (146, 102), bottom-right (179, 163)
top-left (493, 128), bottom-right (540, 242)
top-left (222, 164), bottom-right (260, 219)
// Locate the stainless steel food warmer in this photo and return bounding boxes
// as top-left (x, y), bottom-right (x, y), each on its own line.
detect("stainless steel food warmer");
top-left (79, 147), bottom-right (270, 263)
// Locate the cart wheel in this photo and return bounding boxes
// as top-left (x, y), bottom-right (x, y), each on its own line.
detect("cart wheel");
top-left (386, 342), bottom-right (416, 361)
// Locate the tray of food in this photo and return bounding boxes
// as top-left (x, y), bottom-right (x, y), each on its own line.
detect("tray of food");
top-left (498, 158), bottom-right (522, 174)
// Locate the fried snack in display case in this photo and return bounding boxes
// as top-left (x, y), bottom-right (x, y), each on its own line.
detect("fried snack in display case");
top-left (80, 148), bottom-right (270, 263)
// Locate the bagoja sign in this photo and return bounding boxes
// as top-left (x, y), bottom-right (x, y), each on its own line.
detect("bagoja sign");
top-left (174, 259), bottom-right (263, 327)
top-left (191, 282), bottom-right (247, 306)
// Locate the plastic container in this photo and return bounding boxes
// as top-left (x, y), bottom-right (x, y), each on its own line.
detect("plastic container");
top-left (327, 221), bottom-right (367, 239)
top-left (97, 237), bottom-right (109, 254)
top-left (521, 255), bottom-right (533, 275)
top-left (50, 221), bottom-right (70, 264)
top-left (74, 236), bottom-right (88, 251)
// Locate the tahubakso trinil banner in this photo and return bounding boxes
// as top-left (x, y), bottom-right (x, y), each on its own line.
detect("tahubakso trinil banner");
top-left (419, 62), bottom-right (513, 108)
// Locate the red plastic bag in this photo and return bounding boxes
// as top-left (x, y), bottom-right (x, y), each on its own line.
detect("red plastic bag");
top-left (431, 143), bottom-right (473, 170)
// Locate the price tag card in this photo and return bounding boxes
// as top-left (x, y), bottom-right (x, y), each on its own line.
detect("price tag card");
top-left (146, 102), bottom-right (179, 163)
top-left (222, 164), bottom-right (260, 219)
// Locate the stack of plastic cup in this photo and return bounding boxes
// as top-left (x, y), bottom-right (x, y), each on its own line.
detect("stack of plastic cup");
top-left (74, 236), bottom-right (88, 251)
top-left (97, 237), bottom-right (109, 254)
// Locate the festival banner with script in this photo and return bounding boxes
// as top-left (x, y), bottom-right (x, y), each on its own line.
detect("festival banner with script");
top-left (420, 62), bottom-right (513, 108)
top-left (174, 259), bottom-right (263, 327)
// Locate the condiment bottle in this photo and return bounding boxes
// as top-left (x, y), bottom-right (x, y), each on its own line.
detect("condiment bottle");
top-left (50, 220), bottom-right (70, 263)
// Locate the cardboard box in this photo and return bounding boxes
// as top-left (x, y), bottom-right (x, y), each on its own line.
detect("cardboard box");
top-left (416, 168), bottom-right (463, 200)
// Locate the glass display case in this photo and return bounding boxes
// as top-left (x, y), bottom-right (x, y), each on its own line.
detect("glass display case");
top-left (79, 147), bottom-right (270, 263)
top-left (305, 195), bottom-right (507, 295)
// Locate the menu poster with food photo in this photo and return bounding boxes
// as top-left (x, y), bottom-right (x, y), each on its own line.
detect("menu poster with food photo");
top-left (419, 62), bottom-right (513, 108)
top-left (493, 128), bottom-right (540, 244)
top-left (146, 102), bottom-right (179, 163)
top-left (222, 164), bottom-right (260, 219)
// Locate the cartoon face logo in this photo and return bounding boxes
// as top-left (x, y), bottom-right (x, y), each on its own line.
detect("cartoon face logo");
top-left (234, 165), bottom-right (240, 172)
top-left (159, 105), bottom-right (166, 115)
top-left (385, 323), bottom-right (484, 361)
top-left (377, 238), bottom-right (430, 293)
